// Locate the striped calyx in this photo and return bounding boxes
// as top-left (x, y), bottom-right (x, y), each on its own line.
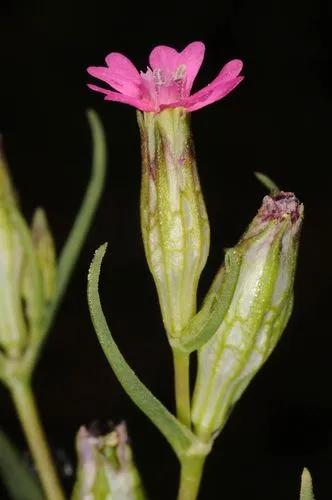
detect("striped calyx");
top-left (138, 108), bottom-right (210, 338)
top-left (192, 192), bottom-right (303, 440)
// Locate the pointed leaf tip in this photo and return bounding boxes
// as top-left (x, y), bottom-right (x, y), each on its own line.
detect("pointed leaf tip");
top-left (254, 171), bottom-right (280, 194)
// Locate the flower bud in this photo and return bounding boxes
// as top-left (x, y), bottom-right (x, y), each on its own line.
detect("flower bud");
top-left (31, 208), bottom-right (56, 301)
top-left (0, 138), bottom-right (17, 206)
top-left (72, 423), bottom-right (145, 500)
top-left (0, 145), bottom-right (27, 356)
top-left (0, 142), bottom-right (55, 360)
top-left (192, 192), bottom-right (303, 440)
top-left (138, 108), bottom-right (210, 338)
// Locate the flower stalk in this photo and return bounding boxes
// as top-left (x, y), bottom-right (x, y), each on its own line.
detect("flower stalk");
top-left (9, 379), bottom-right (64, 500)
top-left (173, 350), bottom-right (191, 427)
top-left (177, 453), bottom-right (207, 500)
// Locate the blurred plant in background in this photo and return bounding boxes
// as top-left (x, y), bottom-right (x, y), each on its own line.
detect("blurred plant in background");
top-left (0, 111), bottom-right (106, 499)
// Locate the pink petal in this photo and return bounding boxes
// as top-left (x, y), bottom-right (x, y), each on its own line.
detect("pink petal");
top-left (149, 45), bottom-right (180, 73)
top-left (105, 53), bottom-right (140, 79)
top-left (88, 83), bottom-right (111, 95)
top-left (184, 76), bottom-right (244, 112)
top-left (178, 41), bottom-right (205, 93)
top-left (87, 66), bottom-right (140, 97)
top-left (88, 84), bottom-right (153, 111)
top-left (182, 59), bottom-right (244, 111)
top-left (87, 53), bottom-right (141, 97)
top-left (205, 59), bottom-right (243, 91)
top-left (216, 59), bottom-right (243, 81)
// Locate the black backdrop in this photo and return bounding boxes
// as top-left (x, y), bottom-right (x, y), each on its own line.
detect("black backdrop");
top-left (0, 1), bottom-right (331, 498)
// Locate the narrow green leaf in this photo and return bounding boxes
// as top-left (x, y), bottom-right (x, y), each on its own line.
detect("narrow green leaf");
top-left (254, 171), bottom-right (280, 193)
top-left (23, 110), bottom-right (107, 374)
top-left (0, 429), bottom-right (43, 500)
top-left (300, 468), bottom-right (315, 500)
top-left (174, 249), bottom-right (241, 353)
top-left (87, 244), bottom-right (203, 459)
top-left (48, 109), bottom-right (107, 330)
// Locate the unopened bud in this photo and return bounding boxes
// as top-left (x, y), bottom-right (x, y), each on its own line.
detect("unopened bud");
top-left (0, 138), bottom-right (17, 206)
top-left (31, 208), bottom-right (56, 301)
top-left (192, 192), bottom-right (303, 439)
top-left (0, 145), bottom-right (27, 356)
top-left (72, 423), bottom-right (145, 500)
top-left (138, 108), bottom-right (209, 338)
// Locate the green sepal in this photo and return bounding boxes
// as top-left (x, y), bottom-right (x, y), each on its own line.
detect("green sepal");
top-left (172, 248), bottom-right (241, 353)
top-left (0, 205), bottom-right (27, 357)
top-left (31, 208), bottom-right (57, 302)
top-left (300, 468), bottom-right (315, 500)
top-left (87, 244), bottom-right (210, 460)
top-left (12, 210), bottom-right (44, 345)
top-left (0, 141), bottom-right (17, 207)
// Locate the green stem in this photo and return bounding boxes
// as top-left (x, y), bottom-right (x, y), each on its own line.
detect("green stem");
top-left (177, 453), bottom-right (207, 500)
top-left (10, 380), bottom-right (65, 500)
top-left (173, 350), bottom-right (191, 428)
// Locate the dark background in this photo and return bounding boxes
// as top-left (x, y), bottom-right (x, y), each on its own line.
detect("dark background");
top-left (0, 0), bottom-right (331, 498)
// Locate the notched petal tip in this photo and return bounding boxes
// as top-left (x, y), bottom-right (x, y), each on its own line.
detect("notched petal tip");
top-left (185, 75), bottom-right (243, 112)
top-left (104, 52), bottom-right (140, 79)
top-left (149, 45), bottom-right (180, 71)
top-left (218, 59), bottom-right (244, 80)
top-left (87, 65), bottom-right (101, 76)
top-left (181, 41), bottom-right (205, 56)
top-left (180, 41), bottom-right (206, 93)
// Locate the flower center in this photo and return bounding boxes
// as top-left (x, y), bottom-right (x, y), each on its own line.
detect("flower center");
top-left (260, 192), bottom-right (301, 223)
top-left (141, 64), bottom-right (187, 109)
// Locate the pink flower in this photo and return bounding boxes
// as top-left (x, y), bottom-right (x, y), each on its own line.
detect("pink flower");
top-left (87, 42), bottom-right (244, 112)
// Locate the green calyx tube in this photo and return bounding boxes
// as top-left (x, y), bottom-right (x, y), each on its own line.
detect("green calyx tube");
top-left (138, 108), bottom-right (210, 338)
top-left (192, 191), bottom-right (303, 440)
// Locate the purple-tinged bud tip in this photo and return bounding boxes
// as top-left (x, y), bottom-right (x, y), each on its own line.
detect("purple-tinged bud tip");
top-left (259, 191), bottom-right (301, 223)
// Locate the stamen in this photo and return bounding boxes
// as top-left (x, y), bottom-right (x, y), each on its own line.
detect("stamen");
top-left (153, 69), bottom-right (166, 86)
top-left (173, 64), bottom-right (186, 81)
top-left (140, 64), bottom-right (188, 107)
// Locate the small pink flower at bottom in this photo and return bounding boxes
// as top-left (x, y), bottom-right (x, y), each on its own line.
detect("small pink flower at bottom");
top-left (87, 42), bottom-right (244, 112)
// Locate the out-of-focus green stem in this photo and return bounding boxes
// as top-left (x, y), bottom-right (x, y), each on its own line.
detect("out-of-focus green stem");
top-left (10, 379), bottom-right (65, 500)
top-left (177, 453), bottom-right (207, 500)
top-left (23, 109), bottom-right (107, 376)
top-left (0, 110), bottom-right (106, 500)
top-left (173, 350), bottom-right (191, 428)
